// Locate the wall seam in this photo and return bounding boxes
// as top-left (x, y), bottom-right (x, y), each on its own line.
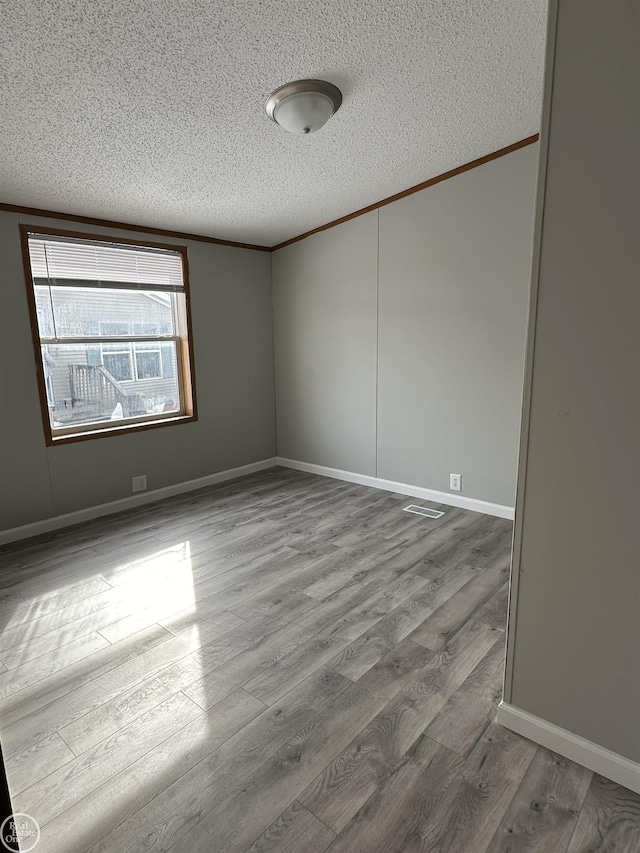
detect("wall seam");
top-left (374, 209), bottom-right (380, 479)
top-left (270, 249), bottom-right (279, 458)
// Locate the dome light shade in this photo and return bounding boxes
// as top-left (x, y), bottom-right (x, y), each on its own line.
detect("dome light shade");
top-left (266, 80), bottom-right (342, 136)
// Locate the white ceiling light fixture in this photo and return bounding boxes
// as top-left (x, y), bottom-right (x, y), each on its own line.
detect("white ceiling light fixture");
top-left (266, 79), bottom-right (342, 136)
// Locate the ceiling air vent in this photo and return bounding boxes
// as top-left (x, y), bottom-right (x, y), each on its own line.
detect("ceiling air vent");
top-left (403, 504), bottom-right (445, 519)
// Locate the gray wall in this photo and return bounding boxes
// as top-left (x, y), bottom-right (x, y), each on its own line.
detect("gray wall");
top-left (0, 212), bottom-right (276, 532)
top-left (378, 147), bottom-right (538, 506)
top-left (273, 144), bottom-right (538, 508)
top-left (506, 0), bottom-right (640, 762)
top-left (273, 213), bottom-right (378, 476)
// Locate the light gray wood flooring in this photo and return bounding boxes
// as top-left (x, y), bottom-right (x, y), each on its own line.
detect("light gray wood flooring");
top-left (0, 467), bottom-right (638, 852)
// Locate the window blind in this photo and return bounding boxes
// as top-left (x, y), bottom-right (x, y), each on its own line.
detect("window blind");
top-left (27, 235), bottom-right (184, 292)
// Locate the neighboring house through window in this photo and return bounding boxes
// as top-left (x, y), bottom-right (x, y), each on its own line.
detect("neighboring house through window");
top-left (21, 226), bottom-right (197, 443)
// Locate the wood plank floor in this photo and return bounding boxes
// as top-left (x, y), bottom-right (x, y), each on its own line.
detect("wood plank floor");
top-left (0, 467), bottom-right (638, 853)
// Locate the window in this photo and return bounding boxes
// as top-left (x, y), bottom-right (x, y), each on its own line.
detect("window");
top-left (21, 226), bottom-right (197, 443)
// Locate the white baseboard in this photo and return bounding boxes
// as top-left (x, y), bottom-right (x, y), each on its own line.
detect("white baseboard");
top-left (0, 458), bottom-right (278, 546)
top-left (498, 701), bottom-right (640, 794)
top-left (276, 457), bottom-right (514, 520)
top-left (0, 455), bottom-right (513, 546)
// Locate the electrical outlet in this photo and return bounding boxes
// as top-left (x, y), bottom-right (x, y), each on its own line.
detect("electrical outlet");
top-left (132, 475), bottom-right (147, 493)
top-left (449, 473), bottom-right (462, 492)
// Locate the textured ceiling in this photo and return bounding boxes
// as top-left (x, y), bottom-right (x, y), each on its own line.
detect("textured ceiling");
top-left (0, 1), bottom-right (547, 246)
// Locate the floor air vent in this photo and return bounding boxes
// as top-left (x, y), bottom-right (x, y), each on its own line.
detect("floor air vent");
top-left (403, 504), bottom-right (445, 519)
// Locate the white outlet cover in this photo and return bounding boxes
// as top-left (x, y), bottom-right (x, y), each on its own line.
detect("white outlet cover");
top-left (450, 473), bottom-right (462, 492)
top-left (132, 475), bottom-right (147, 493)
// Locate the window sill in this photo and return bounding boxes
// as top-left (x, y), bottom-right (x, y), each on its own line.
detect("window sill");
top-left (47, 413), bottom-right (197, 445)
